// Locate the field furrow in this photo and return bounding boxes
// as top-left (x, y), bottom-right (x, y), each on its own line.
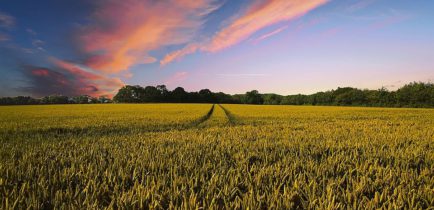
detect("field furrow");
top-left (198, 104), bottom-right (230, 128)
top-left (219, 104), bottom-right (237, 125)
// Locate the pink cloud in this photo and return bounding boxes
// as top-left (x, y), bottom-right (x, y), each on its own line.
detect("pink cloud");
top-left (320, 27), bottom-right (340, 38)
top-left (205, 0), bottom-right (328, 52)
top-left (50, 58), bottom-right (125, 97)
top-left (31, 69), bottom-right (50, 77)
top-left (79, 0), bottom-right (219, 73)
top-left (160, 44), bottom-right (200, 65)
top-left (52, 58), bottom-right (103, 80)
top-left (251, 25), bottom-right (288, 43)
top-left (23, 67), bottom-right (71, 96)
top-left (162, 0), bottom-right (328, 65)
top-left (121, 72), bottom-right (133, 79)
top-left (165, 71), bottom-right (188, 85)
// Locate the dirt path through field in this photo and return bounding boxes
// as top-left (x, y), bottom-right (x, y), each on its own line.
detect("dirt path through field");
top-left (197, 104), bottom-right (231, 127)
top-left (218, 104), bottom-right (236, 125)
top-left (192, 104), bottom-right (215, 126)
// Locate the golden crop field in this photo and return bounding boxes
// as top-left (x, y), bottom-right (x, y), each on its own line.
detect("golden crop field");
top-left (1, 104), bottom-right (433, 209)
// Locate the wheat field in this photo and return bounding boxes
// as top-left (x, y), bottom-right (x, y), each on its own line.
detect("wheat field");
top-left (1, 104), bottom-right (433, 209)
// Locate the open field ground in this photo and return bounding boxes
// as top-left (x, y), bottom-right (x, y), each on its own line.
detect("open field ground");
top-left (1, 104), bottom-right (434, 209)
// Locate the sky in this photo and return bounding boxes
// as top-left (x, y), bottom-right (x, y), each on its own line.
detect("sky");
top-left (0, 0), bottom-right (433, 97)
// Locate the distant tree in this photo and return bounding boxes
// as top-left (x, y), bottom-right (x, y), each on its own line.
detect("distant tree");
top-left (215, 92), bottom-right (238, 104)
top-left (41, 95), bottom-right (69, 104)
top-left (188, 92), bottom-right (201, 103)
top-left (156, 85), bottom-right (169, 101)
top-left (378, 87), bottom-right (395, 106)
top-left (199, 89), bottom-right (214, 103)
top-left (170, 87), bottom-right (188, 103)
top-left (310, 91), bottom-right (333, 105)
top-left (231, 94), bottom-right (245, 104)
top-left (72, 95), bottom-right (93, 104)
top-left (263, 94), bottom-right (283, 105)
top-left (98, 96), bottom-right (112, 103)
top-left (244, 90), bottom-right (263, 104)
top-left (143, 86), bottom-right (162, 102)
top-left (89, 96), bottom-right (99, 104)
top-left (396, 82), bottom-right (434, 107)
top-left (0, 96), bottom-right (40, 105)
top-left (113, 85), bottom-right (143, 103)
top-left (334, 88), bottom-right (366, 105)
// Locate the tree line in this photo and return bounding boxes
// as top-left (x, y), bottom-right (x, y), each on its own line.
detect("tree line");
top-left (262, 82), bottom-right (434, 107)
top-left (1, 82), bottom-right (433, 107)
top-left (0, 95), bottom-right (111, 105)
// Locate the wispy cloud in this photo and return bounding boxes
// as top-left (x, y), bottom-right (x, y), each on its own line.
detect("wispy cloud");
top-left (160, 44), bottom-right (200, 66)
top-left (51, 58), bottom-right (124, 97)
top-left (162, 0), bottom-right (328, 65)
top-left (0, 32), bottom-right (9, 41)
top-left (251, 25), bottom-right (288, 43)
top-left (79, 0), bottom-right (219, 73)
top-left (216, 73), bottom-right (269, 77)
top-left (21, 58), bottom-right (124, 97)
top-left (0, 11), bottom-right (15, 29)
top-left (0, 12), bottom-right (14, 42)
top-left (204, 0), bottom-right (328, 52)
top-left (31, 39), bottom-right (46, 51)
top-left (346, 0), bottom-right (377, 12)
top-left (32, 39), bottom-right (44, 47)
top-left (165, 71), bottom-right (188, 85)
top-left (26, 28), bottom-right (37, 35)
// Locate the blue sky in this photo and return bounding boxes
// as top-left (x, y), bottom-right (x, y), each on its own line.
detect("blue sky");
top-left (0, 0), bottom-right (433, 97)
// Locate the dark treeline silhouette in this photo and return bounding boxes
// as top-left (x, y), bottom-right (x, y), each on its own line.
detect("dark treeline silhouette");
top-left (113, 82), bottom-right (434, 107)
top-left (278, 82), bottom-right (434, 108)
top-left (113, 85), bottom-right (237, 104)
top-left (0, 95), bottom-right (111, 105)
top-left (1, 82), bottom-right (433, 107)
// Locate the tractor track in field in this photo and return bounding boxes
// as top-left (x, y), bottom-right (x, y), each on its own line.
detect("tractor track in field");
top-left (218, 104), bottom-right (236, 125)
top-left (195, 104), bottom-right (237, 127)
top-left (193, 104), bottom-right (215, 126)
top-left (6, 104), bottom-right (225, 140)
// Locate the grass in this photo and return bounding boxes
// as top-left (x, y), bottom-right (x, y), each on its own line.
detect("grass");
top-left (1, 104), bottom-right (433, 209)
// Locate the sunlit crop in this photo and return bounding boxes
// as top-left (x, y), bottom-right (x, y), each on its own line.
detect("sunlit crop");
top-left (1, 104), bottom-right (433, 209)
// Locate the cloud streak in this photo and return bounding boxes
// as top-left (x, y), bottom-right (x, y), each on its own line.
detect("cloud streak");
top-left (165, 71), bottom-right (188, 85)
top-left (20, 58), bottom-right (124, 97)
top-left (216, 73), bottom-right (269, 77)
top-left (160, 44), bottom-right (200, 66)
top-left (251, 25), bottom-right (288, 43)
top-left (346, 0), bottom-right (377, 12)
top-left (162, 0), bottom-right (327, 65)
top-left (0, 32), bottom-right (9, 41)
top-left (0, 11), bottom-right (15, 29)
top-left (79, 0), bottom-right (219, 73)
top-left (205, 0), bottom-right (328, 52)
